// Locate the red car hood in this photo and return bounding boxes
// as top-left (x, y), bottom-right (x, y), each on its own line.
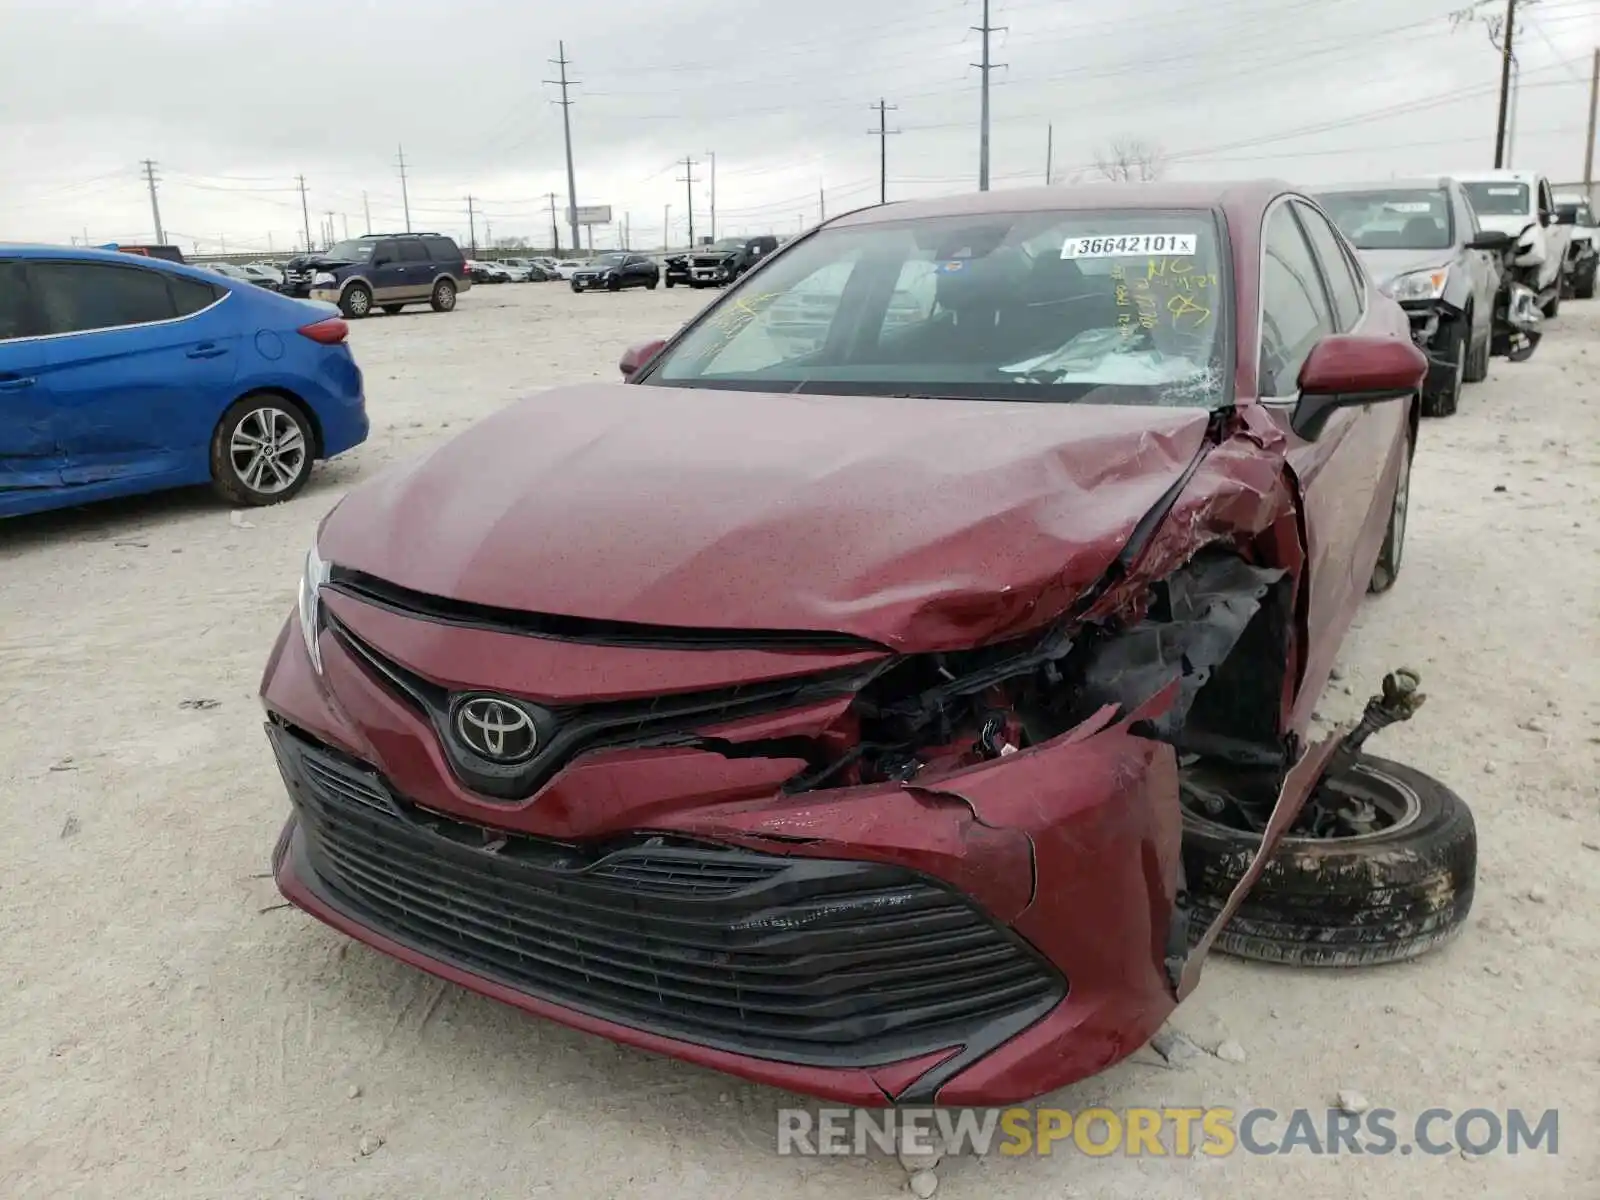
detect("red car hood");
top-left (320, 383), bottom-right (1213, 651)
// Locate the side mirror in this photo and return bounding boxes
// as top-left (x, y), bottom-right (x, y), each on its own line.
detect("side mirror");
top-left (619, 337), bottom-right (667, 381)
top-left (1290, 334), bottom-right (1427, 441)
top-left (1467, 229), bottom-right (1513, 252)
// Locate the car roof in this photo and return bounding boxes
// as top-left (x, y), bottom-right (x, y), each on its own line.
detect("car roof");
top-left (827, 180), bottom-right (1293, 229)
top-left (1312, 178), bottom-right (1453, 193)
top-left (1449, 169), bottom-right (1539, 184)
top-left (0, 243), bottom-right (226, 284)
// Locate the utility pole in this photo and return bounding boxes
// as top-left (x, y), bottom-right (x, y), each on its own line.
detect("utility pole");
top-left (679, 157), bottom-right (699, 247)
top-left (1046, 124), bottom-right (1054, 185)
top-left (819, 180), bottom-right (826, 222)
top-left (296, 174), bottom-right (312, 256)
top-left (342, 213), bottom-right (349, 239)
top-left (1586, 47), bottom-right (1599, 187)
top-left (485, 221), bottom-right (492, 251)
top-left (396, 145), bottom-right (412, 232)
top-left (973, 0), bottom-right (1006, 191)
top-left (868, 99), bottom-right (900, 204)
top-left (141, 159), bottom-right (165, 244)
top-left (1507, 55), bottom-right (1521, 167)
top-left (663, 203), bottom-right (671, 250)
top-left (706, 150), bottom-right (717, 241)
top-left (362, 191), bottom-right (371, 235)
top-left (325, 212), bottom-right (335, 250)
top-left (547, 41), bottom-right (582, 252)
top-left (546, 193), bottom-right (561, 254)
top-left (1493, 0), bottom-right (1518, 169)
top-left (466, 195), bottom-right (478, 256)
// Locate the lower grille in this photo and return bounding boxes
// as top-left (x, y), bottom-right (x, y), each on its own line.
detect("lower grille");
top-left (271, 725), bottom-right (1065, 1066)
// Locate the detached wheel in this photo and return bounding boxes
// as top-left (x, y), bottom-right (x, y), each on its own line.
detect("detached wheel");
top-left (1368, 421), bottom-right (1412, 593)
top-left (1421, 319), bottom-right (1464, 417)
top-left (430, 278), bottom-right (457, 312)
top-left (1182, 755), bottom-right (1476, 967)
top-left (210, 396), bottom-right (315, 507)
top-left (339, 283), bottom-right (372, 319)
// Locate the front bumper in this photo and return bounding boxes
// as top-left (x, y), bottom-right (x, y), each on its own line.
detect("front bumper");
top-left (309, 287), bottom-right (340, 304)
top-left (260, 605), bottom-right (1184, 1105)
top-left (1398, 301), bottom-right (1460, 391)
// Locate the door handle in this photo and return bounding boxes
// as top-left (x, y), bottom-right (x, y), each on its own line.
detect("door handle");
top-left (187, 345), bottom-right (229, 359)
top-left (0, 375), bottom-right (37, 391)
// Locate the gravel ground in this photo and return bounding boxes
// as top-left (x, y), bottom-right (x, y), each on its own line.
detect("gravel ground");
top-left (2, 282), bottom-right (1596, 1199)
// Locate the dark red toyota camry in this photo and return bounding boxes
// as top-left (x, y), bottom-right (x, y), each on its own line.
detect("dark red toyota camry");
top-left (263, 182), bottom-right (1476, 1106)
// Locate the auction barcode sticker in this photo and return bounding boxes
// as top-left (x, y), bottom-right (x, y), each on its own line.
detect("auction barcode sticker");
top-left (1062, 233), bottom-right (1197, 259)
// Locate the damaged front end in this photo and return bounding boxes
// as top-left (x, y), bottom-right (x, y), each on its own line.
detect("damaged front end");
top-left (265, 407), bottom-right (1330, 1106)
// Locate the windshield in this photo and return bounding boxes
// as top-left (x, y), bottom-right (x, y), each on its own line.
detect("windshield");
top-left (707, 238), bottom-right (747, 251)
top-left (1316, 189), bottom-right (1453, 250)
top-left (595, 253), bottom-right (628, 266)
top-left (1462, 181), bottom-right (1530, 217)
top-left (647, 209), bottom-right (1229, 408)
top-left (324, 239), bottom-right (375, 262)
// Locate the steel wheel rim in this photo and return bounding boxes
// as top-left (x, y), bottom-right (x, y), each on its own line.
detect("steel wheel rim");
top-left (229, 407), bottom-right (307, 495)
top-left (1183, 762), bottom-right (1423, 844)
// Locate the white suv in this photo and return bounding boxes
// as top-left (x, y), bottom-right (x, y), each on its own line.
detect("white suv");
top-left (1452, 170), bottom-right (1572, 316)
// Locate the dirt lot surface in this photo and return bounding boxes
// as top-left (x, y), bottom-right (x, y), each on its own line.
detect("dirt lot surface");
top-left (3, 282), bottom-right (1597, 1199)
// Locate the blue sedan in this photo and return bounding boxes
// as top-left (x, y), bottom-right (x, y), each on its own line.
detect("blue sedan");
top-left (1, 244), bottom-right (368, 518)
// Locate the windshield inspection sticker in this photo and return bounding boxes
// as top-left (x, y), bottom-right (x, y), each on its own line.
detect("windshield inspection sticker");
top-left (1488, 186), bottom-right (1523, 195)
top-left (1386, 202), bottom-right (1433, 213)
top-left (1063, 233), bottom-right (1197, 259)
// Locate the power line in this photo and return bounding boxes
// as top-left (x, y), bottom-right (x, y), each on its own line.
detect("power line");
top-left (546, 41), bottom-right (582, 253)
top-left (141, 159), bottom-right (164, 244)
top-left (869, 99), bottom-right (900, 204)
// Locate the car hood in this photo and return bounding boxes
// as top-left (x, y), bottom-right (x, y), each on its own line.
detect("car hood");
top-left (1356, 247), bottom-right (1458, 286)
top-left (319, 384), bottom-right (1215, 650)
top-left (1474, 213), bottom-right (1538, 240)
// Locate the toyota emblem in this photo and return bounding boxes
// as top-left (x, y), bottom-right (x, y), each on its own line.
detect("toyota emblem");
top-left (453, 696), bottom-right (538, 763)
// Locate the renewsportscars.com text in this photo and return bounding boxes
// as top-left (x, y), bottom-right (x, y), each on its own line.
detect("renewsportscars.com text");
top-left (777, 1106), bottom-right (1559, 1159)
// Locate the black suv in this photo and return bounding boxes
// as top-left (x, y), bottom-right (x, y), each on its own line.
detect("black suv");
top-left (285, 233), bottom-right (470, 318)
top-left (664, 235), bottom-right (779, 288)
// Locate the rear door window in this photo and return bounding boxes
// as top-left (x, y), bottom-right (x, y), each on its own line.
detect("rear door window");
top-left (1260, 204), bottom-right (1335, 397)
top-left (27, 262), bottom-right (179, 334)
top-left (170, 275), bottom-right (223, 316)
top-left (1293, 202), bottom-right (1363, 331)
top-left (0, 260), bottom-right (39, 340)
top-left (399, 241), bottom-right (430, 263)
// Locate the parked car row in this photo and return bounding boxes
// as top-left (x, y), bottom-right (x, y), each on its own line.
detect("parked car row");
top-left (1311, 167), bottom-right (1572, 418)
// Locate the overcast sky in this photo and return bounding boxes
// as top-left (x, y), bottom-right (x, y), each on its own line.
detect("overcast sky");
top-left (3, 0), bottom-right (1599, 255)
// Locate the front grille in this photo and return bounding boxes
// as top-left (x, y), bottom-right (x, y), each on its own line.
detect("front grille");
top-left (324, 610), bottom-right (885, 801)
top-left (272, 725), bottom-right (1065, 1066)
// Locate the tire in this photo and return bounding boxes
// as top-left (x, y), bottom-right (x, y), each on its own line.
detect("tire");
top-left (339, 283), bottom-right (373, 319)
top-left (381, 304), bottom-right (404, 315)
top-left (209, 395), bottom-right (315, 507)
top-left (664, 278), bottom-right (675, 288)
top-left (430, 278), bottom-right (457, 313)
top-left (571, 281), bottom-right (583, 293)
top-left (1541, 289), bottom-right (1560, 319)
top-left (1463, 309), bottom-right (1490, 384)
top-left (1181, 755), bottom-right (1476, 968)
top-left (1368, 419), bottom-right (1412, 594)
top-left (1577, 264), bottom-right (1597, 300)
top-left (1421, 319), bottom-right (1464, 418)
top-left (607, 276), bottom-right (621, 292)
